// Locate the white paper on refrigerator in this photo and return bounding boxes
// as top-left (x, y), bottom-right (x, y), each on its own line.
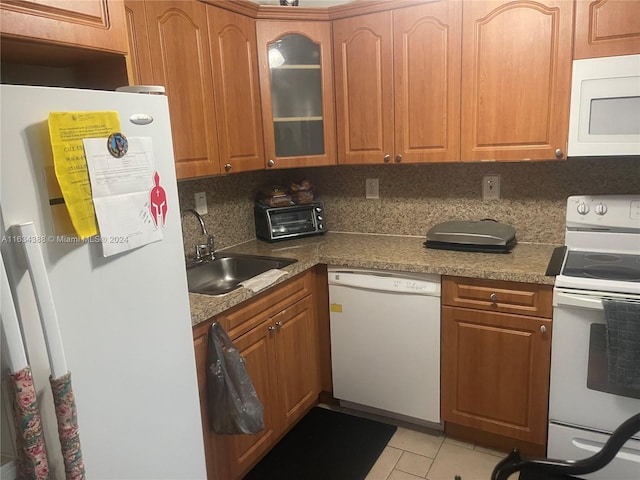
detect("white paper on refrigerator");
top-left (83, 136), bottom-right (162, 257)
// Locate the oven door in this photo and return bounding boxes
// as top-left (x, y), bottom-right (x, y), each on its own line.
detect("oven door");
top-left (550, 288), bottom-right (640, 436)
top-left (548, 422), bottom-right (640, 480)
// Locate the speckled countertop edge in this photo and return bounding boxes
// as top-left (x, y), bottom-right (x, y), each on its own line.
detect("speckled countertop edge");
top-left (189, 232), bottom-right (560, 327)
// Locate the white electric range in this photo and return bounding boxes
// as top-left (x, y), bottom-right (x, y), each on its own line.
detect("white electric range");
top-left (548, 195), bottom-right (640, 479)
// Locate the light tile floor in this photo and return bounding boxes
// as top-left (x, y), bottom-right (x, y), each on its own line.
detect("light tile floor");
top-left (320, 404), bottom-right (516, 480)
top-left (323, 404), bottom-right (511, 480)
top-left (366, 426), bottom-right (509, 480)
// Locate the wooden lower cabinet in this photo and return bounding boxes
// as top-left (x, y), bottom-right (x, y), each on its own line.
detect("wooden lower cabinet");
top-left (441, 276), bottom-right (552, 455)
top-left (193, 270), bottom-right (322, 479)
top-left (222, 317), bottom-right (280, 477)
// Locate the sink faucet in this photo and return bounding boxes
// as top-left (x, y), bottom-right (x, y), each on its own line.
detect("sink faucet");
top-left (181, 208), bottom-right (215, 263)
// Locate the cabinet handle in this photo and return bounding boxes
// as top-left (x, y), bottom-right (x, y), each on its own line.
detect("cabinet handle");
top-left (383, 154), bottom-right (391, 163)
top-left (490, 293), bottom-right (497, 303)
top-left (275, 320), bottom-right (283, 330)
top-left (395, 154), bottom-right (402, 163)
top-left (268, 325), bottom-right (276, 332)
top-left (555, 148), bottom-right (563, 159)
top-left (540, 325), bottom-right (547, 334)
top-left (267, 159), bottom-right (275, 167)
top-left (224, 163), bottom-right (232, 172)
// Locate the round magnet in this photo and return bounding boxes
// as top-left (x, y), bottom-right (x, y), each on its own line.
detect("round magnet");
top-left (107, 132), bottom-right (128, 158)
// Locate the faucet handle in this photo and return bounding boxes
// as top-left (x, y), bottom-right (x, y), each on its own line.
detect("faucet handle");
top-left (206, 234), bottom-right (215, 258)
top-left (195, 238), bottom-right (215, 261)
top-left (194, 244), bottom-right (208, 261)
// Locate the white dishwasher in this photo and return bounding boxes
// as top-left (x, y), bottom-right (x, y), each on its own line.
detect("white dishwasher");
top-left (328, 267), bottom-right (441, 425)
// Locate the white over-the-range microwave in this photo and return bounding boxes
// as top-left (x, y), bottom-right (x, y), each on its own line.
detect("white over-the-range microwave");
top-left (568, 54), bottom-right (640, 157)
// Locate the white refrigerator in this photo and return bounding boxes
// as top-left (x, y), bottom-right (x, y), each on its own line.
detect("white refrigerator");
top-left (0, 85), bottom-right (207, 479)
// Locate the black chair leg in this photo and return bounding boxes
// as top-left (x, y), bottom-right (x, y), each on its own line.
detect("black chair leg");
top-left (492, 449), bottom-right (526, 480)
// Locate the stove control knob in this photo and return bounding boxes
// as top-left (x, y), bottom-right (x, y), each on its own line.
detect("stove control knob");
top-left (577, 202), bottom-right (590, 215)
top-left (595, 203), bottom-right (608, 216)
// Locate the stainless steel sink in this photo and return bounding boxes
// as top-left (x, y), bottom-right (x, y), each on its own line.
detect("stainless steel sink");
top-left (186, 253), bottom-right (297, 295)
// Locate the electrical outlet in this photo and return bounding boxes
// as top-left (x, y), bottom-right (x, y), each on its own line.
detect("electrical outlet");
top-left (195, 192), bottom-right (208, 214)
top-left (366, 179), bottom-right (379, 199)
top-left (482, 175), bottom-right (501, 201)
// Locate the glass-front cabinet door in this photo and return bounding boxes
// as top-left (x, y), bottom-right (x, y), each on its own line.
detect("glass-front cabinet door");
top-left (257, 21), bottom-right (336, 168)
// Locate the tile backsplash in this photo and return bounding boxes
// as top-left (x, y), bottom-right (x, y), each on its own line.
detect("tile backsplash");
top-left (178, 157), bottom-right (640, 253)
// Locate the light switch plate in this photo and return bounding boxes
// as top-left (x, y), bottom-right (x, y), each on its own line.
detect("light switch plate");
top-left (195, 192), bottom-right (208, 215)
top-left (482, 175), bottom-right (501, 201)
top-left (366, 178), bottom-right (379, 199)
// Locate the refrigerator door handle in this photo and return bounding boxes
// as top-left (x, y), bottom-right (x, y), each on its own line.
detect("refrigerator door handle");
top-left (0, 250), bottom-right (29, 373)
top-left (17, 222), bottom-right (68, 379)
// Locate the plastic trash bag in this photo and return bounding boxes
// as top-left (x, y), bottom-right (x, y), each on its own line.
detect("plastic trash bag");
top-left (207, 322), bottom-right (265, 435)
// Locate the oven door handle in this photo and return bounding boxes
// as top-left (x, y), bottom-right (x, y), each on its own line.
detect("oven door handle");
top-left (554, 292), bottom-right (603, 310)
top-left (572, 437), bottom-right (640, 465)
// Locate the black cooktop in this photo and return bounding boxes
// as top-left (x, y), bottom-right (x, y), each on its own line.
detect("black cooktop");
top-left (562, 251), bottom-right (640, 282)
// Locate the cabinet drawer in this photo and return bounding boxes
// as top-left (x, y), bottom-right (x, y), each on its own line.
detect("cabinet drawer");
top-left (442, 276), bottom-right (553, 318)
top-left (218, 271), bottom-right (313, 339)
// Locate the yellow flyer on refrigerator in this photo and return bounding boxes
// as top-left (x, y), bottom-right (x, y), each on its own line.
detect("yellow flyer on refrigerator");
top-left (48, 111), bottom-right (121, 239)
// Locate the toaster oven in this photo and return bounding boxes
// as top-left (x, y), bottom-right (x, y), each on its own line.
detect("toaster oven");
top-left (254, 202), bottom-right (327, 242)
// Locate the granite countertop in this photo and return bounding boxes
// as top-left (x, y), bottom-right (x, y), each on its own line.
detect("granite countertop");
top-left (189, 232), bottom-right (559, 327)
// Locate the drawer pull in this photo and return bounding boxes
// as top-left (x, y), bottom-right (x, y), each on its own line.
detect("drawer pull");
top-left (490, 293), bottom-right (498, 303)
top-left (540, 325), bottom-right (547, 334)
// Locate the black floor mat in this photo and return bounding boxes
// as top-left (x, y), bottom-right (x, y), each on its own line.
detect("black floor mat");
top-left (244, 407), bottom-right (397, 480)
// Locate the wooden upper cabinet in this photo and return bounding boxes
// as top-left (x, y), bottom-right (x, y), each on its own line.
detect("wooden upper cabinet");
top-left (574, 0), bottom-right (640, 59)
top-left (124, 1), bottom-right (151, 85)
top-left (207, 5), bottom-right (265, 174)
top-left (460, 0), bottom-right (573, 161)
top-left (256, 20), bottom-right (337, 169)
top-left (0, 0), bottom-right (128, 53)
top-left (333, 2), bottom-right (461, 164)
top-left (136, 1), bottom-right (220, 179)
top-left (333, 11), bottom-right (394, 165)
top-left (394, 2), bottom-right (461, 163)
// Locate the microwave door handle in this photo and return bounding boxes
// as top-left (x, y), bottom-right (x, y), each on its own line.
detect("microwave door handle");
top-left (554, 292), bottom-right (604, 311)
top-left (17, 222), bottom-right (68, 379)
top-left (0, 250), bottom-right (29, 373)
